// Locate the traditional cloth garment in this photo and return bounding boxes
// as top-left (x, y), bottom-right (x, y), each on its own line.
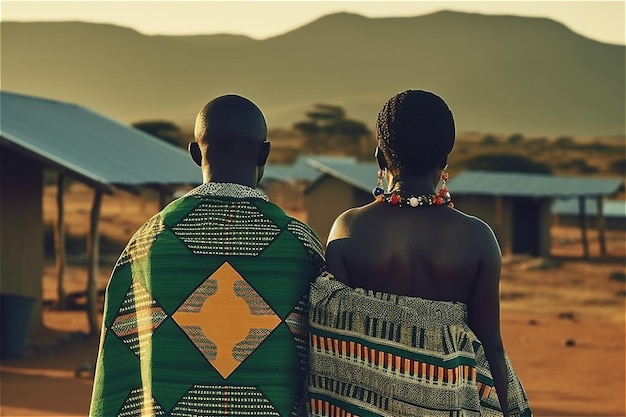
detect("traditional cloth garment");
top-left (308, 274), bottom-right (533, 417)
top-left (90, 183), bottom-right (325, 417)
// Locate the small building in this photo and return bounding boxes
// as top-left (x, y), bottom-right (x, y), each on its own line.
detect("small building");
top-left (553, 199), bottom-right (626, 231)
top-left (304, 160), bottom-right (623, 258)
top-left (1, 91), bottom-right (201, 343)
top-left (447, 171), bottom-right (623, 256)
top-left (261, 155), bottom-right (357, 214)
top-left (303, 160), bottom-right (378, 243)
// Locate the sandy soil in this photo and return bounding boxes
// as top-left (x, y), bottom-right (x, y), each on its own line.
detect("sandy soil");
top-left (1, 187), bottom-right (624, 417)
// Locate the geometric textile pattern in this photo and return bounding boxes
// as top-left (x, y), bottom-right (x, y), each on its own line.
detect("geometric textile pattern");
top-left (283, 293), bottom-right (310, 416)
top-left (308, 274), bottom-right (533, 417)
top-left (110, 280), bottom-right (167, 356)
top-left (117, 388), bottom-right (166, 417)
top-left (171, 200), bottom-right (280, 256)
top-left (169, 385), bottom-right (280, 416)
top-left (116, 215), bottom-right (165, 267)
top-left (287, 220), bottom-right (326, 273)
top-left (173, 262), bottom-right (281, 379)
top-left (284, 293), bottom-right (310, 382)
top-left (89, 183), bottom-right (326, 417)
top-left (184, 182), bottom-right (270, 201)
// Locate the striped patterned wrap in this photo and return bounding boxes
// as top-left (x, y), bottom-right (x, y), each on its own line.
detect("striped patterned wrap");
top-left (308, 274), bottom-right (532, 417)
top-left (89, 183), bottom-right (325, 417)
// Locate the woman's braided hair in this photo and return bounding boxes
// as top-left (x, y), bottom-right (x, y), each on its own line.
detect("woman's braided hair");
top-left (376, 89), bottom-right (455, 176)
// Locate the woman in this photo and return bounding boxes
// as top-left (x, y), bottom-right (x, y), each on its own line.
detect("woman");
top-left (308, 90), bottom-right (532, 417)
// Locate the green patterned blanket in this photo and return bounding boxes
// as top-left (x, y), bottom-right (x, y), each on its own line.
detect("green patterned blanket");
top-left (90, 183), bottom-right (324, 417)
top-left (308, 274), bottom-right (533, 417)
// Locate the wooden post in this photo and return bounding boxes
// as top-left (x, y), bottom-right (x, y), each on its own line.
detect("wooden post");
top-left (54, 173), bottom-right (67, 309)
top-left (596, 197), bottom-right (606, 256)
top-left (578, 197), bottom-right (589, 259)
top-left (494, 196), bottom-right (508, 255)
top-left (159, 187), bottom-right (171, 210)
top-left (87, 188), bottom-right (103, 337)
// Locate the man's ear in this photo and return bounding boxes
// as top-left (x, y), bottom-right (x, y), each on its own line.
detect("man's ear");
top-left (255, 141), bottom-right (271, 186)
top-left (188, 142), bottom-right (202, 167)
top-left (257, 141), bottom-right (271, 166)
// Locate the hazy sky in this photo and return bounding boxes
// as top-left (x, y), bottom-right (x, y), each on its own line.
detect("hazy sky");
top-left (2, 1), bottom-right (625, 45)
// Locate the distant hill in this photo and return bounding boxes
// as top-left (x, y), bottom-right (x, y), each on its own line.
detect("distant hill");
top-left (1, 11), bottom-right (624, 136)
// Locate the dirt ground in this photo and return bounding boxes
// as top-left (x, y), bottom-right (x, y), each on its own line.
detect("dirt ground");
top-left (1, 185), bottom-right (624, 416)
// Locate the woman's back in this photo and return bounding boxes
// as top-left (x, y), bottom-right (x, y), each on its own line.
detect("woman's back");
top-left (325, 200), bottom-right (500, 304)
top-left (313, 202), bottom-right (533, 417)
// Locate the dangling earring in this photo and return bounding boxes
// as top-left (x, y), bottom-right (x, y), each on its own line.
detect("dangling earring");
top-left (372, 168), bottom-right (385, 200)
top-left (437, 170), bottom-right (454, 207)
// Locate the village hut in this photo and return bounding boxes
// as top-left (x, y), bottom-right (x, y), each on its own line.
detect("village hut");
top-left (261, 155), bottom-right (357, 214)
top-left (0, 91), bottom-right (200, 356)
top-left (447, 171), bottom-right (623, 256)
top-left (304, 160), bottom-right (623, 258)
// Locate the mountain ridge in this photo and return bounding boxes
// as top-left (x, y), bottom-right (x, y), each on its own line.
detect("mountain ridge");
top-left (2, 11), bottom-right (624, 136)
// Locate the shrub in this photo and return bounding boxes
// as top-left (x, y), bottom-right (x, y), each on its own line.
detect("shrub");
top-left (461, 154), bottom-right (552, 174)
top-left (507, 133), bottom-right (524, 145)
top-left (554, 136), bottom-right (574, 147)
top-left (132, 120), bottom-right (189, 149)
top-left (481, 134), bottom-right (499, 146)
top-left (608, 159), bottom-right (626, 175)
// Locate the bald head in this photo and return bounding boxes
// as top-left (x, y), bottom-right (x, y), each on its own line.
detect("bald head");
top-left (194, 94), bottom-right (267, 146)
top-left (189, 94), bottom-right (271, 186)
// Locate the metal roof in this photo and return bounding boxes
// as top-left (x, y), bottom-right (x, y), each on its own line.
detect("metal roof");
top-left (305, 161), bottom-right (624, 200)
top-left (552, 199), bottom-right (626, 218)
top-left (263, 155), bottom-right (357, 185)
top-left (305, 159), bottom-right (378, 193)
top-left (0, 91), bottom-right (202, 190)
top-left (447, 171), bottom-right (623, 198)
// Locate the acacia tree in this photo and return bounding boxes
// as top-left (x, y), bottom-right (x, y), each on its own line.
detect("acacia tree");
top-left (293, 104), bottom-right (372, 157)
top-left (132, 120), bottom-right (189, 149)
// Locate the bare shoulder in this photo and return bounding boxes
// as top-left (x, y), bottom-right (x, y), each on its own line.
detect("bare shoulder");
top-left (451, 209), bottom-right (501, 253)
top-left (327, 204), bottom-right (371, 242)
top-left (452, 208), bottom-right (495, 233)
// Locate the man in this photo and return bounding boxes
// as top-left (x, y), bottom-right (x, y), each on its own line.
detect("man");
top-left (90, 94), bottom-right (325, 417)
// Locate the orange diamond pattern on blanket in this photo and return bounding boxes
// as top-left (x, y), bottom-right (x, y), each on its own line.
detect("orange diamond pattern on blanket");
top-left (173, 262), bottom-right (281, 378)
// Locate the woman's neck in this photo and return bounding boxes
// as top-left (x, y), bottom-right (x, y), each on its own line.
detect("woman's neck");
top-left (388, 175), bottom-right (438, 195)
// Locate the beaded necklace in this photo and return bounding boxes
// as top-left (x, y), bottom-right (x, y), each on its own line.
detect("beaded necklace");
top-left (372, 172), bottom-right (454, 207)
top-left (375, 189), bottom-right (453, 207)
